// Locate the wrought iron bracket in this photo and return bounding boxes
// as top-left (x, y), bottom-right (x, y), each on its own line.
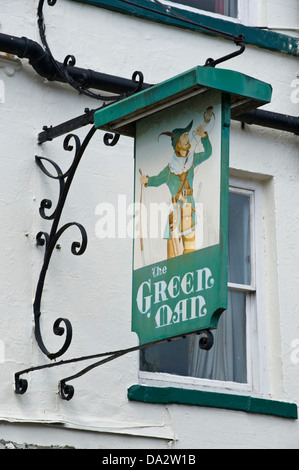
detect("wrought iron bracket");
top-left (33, 126), bottom-right (97, 360)
top-left (33, 122), bottom-right (122, 362)
top-left (15, 329), bottom-right (214, 400)
top-left (204, 35), bottom-right (246, 68)
top-left (151, 0), bottom-right (246, 67)
top-left (38, 107), bottom-right (97, 144)
top-left (37, 71), bottom-right (145, 143)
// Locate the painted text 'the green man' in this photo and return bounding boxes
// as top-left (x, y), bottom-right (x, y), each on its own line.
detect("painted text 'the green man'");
top-left (136, 267), bottom-right (215, 328)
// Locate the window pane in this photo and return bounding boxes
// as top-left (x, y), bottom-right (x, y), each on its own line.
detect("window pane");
top-left (228, 192), bottom-right (251, 285)
top-left (140, 337), bottom-right (189, 375)
top-left (170, 0), bottom-right (238, 18)
top-left (140, 290), bottom-right (247, 383)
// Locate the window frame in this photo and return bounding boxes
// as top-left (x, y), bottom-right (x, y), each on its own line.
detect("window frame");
top-left (138, 176), bottom-right (270, 398)
top-left (158, 0), bottom-right (259, 26)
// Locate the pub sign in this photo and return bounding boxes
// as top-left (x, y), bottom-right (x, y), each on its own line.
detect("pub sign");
top-left (94, 66), bottom-right (272, 345)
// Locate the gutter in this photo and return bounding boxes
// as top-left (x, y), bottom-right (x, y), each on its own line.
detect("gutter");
top-left (0, 32), bottom-right (298, 136)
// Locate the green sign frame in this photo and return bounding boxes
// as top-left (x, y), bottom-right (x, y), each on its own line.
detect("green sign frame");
top-left (94, 66), bottom-right (272, 345)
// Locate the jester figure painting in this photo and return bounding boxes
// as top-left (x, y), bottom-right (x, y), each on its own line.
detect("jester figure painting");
top-left (139, 106), bottom-right (214, 260)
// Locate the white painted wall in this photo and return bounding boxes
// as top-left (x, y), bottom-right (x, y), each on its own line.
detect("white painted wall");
top-left (0, 0), bottom-right (298, 449)
top-left (266, 0), bottom-right (299, 35)
top-left (254, 0), bottom-right (299, 32)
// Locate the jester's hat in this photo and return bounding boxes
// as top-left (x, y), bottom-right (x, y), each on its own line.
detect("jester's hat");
top-left (159, 120), bottom-right (193, 149)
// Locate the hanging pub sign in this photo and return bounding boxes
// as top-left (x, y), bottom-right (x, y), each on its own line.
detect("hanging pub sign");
top-left (94, 66), bottom-right (272, 345)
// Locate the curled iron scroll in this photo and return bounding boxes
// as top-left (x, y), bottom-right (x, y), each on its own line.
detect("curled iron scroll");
top-left (34, 222), bottom-right (87, 360)
top-left (33, 127), bottom-right (96, 360)
top-left (103, 132), bottom-right (120, 147)
top-left (198, 329), bottom-right (214, 351)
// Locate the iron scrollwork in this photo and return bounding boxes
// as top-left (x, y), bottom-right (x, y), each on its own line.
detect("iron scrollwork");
top-left (33, 126), bottom-right (96, 360)
top-left (15, 376), bottom-right (28, 396)
top-left (15, 325), bottom-right (213, 397)
top-left (33, 126), bottom-right (121, 361)
top-left (198, 329), bottom-right (214, 351)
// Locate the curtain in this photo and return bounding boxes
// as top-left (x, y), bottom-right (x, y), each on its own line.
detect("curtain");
top-left (188, 290), bottom-right (247, 382)
top-left (188, 192), bottom-right (251, 383)
top-left (228, 193), bottom-right (251, 285)
top-left (215, 0), bottom-right (225, 15)
top-left (216, 0), bottom-right (238, 18)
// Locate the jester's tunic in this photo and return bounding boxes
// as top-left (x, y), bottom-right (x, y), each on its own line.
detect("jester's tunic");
top-left (146, 134), bottom-right (212, 239)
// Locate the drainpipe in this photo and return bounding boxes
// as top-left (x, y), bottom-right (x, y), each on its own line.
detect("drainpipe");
top-left (0, 32), bottom-right (150, 95)
top-left (235, 109), bottom-right (299, 136)
top-left (0, 32), bottom-right (298, 135)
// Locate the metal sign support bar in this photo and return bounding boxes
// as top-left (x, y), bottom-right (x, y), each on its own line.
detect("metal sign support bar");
top-left (15, 329), bottom-right (213, 400)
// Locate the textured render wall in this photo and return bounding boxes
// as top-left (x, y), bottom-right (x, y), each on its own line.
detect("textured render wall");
top-left (0, 0), bottom-right (298, 449)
